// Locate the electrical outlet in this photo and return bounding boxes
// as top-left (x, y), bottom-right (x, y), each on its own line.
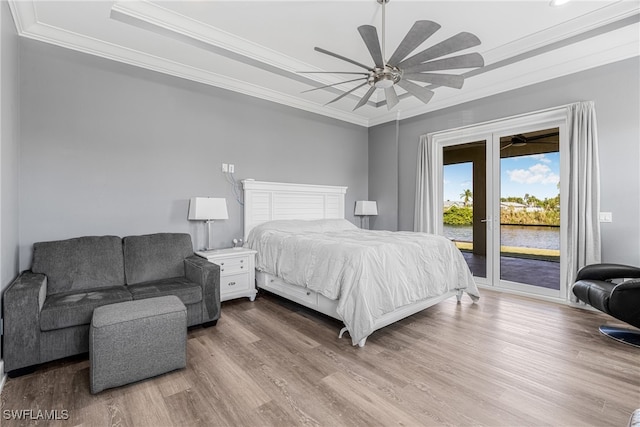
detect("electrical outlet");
top-left (229, 164), bottom-right (235, 173)
top-left (222, 163), bottom-right (228, 173)
top-left (599, 212), bottom-right (613, 223)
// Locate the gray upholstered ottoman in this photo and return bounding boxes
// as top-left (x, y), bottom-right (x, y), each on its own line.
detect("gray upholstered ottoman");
top-left (89, 295), bottom-right (187, 394)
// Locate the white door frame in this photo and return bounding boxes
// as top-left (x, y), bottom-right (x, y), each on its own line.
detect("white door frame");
top-left (428, 106), bottom-right (569, 301)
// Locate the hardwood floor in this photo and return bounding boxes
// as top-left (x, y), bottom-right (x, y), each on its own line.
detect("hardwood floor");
top-left (2, 289), bottom-right (638, 426)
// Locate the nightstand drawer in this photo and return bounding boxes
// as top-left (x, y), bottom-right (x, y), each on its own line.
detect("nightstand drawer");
top-left (196, 248), bottom-right (256, 302)
top-left (221, 273), bottom-right (250, 294)
top-left (216, 256), bottom-right (249, 276)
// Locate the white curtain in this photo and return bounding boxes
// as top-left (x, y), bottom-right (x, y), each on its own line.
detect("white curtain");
top-left (414, 134), bottom-right (438, 233)
top-left (566, 101), bottom-right (602, 302)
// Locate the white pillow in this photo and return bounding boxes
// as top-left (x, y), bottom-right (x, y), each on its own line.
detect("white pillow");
top-left (251, 218), bottom-right (356, 234)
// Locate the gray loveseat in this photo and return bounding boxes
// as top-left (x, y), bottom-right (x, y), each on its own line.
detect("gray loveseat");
top-left (2, 233), bottom-right (220, 375)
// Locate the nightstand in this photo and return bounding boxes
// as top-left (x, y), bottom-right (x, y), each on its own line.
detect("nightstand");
top-left (196, 248), bottom-right (257, 302)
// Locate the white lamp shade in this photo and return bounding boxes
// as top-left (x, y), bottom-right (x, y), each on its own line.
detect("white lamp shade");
top-left (188, 197), bottom-right (229, 220)
top-left (354, 200), bottom-right (378, 216)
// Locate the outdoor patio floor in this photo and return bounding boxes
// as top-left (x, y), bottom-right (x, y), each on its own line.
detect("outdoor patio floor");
top-left (461, 251), bottom-right (561, 290)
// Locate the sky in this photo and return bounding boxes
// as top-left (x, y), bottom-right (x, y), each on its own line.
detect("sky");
top-left (443, 152), bottom-right (560, 202)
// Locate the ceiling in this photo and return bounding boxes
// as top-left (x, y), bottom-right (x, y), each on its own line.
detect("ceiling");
top-left (9, 1), bottom-right (640, 127)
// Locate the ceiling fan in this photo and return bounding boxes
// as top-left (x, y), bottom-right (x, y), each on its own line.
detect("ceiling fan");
top-left (299, 0), bottom-right (485, 111)
top-left (500, 132), bottom-right (560, 150)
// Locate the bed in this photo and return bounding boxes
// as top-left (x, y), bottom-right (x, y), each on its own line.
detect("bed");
top-left (242, 180), bottom-right (479, 347)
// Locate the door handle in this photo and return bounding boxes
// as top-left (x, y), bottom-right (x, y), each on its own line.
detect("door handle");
top-left (480, 217), bottom-right (493, 230)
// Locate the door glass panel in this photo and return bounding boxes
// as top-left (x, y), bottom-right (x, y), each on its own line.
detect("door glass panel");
top-left (443, 141), bottom-right (487, 279)
top-left (499, 128), bottom-right (560, 290)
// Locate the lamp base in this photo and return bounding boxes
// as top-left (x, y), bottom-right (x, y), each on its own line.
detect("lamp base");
top-left (357, 216), bottom-right (370, 230)
top-left (205, 220), bottom-right (215, 251)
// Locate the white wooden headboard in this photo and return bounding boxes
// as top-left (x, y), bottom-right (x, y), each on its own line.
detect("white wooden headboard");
top-left (242, 180), bottom-right (348, 239)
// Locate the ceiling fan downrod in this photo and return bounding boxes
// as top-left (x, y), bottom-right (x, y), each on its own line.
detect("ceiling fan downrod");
top-left (371, 0), bottom-right (399, 90)
top-left (379, 0), bottom-right (388, 63)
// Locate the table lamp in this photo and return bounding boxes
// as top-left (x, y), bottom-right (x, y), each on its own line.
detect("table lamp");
top-left (188, 197), bottom-right (228, 250)
top-left (354, 200), bottom-right (378, 229)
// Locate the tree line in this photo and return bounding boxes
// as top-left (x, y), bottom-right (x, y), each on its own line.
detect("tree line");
top-left (445, 190), bottom-right (560, 226)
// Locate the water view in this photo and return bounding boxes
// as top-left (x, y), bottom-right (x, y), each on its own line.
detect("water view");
top-left (444, 224), bottom-right (560, 250)
top-left (442, 132), bottom-right (561, 290)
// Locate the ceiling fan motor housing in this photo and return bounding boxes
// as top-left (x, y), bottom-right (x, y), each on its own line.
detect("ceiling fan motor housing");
top-left (370, 66), bottom-right (401, 88)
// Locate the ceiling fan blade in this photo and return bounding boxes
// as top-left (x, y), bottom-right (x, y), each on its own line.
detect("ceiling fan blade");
top-left (403, 53), bottom-right (484, 73)
top-left (324, 81), bottom-right (369, 106)
top-left (401, 72), bottom-right (464, 89)
top-left (524, 131), bottom-right (560, 141)
top-left (384, 86), bottom-right (399, 110)
top-left (353, 86), bottom-right (377, 111)
top-left (358, 25), bottom-right (384, 68)
top-left (302, 77), bottom-right (368, 94)
top-left (314, 47), bottom-right (372, 71)
top-left (298, 71), bottom-right (369, 75)
top-left (397, 80), bottom-right (435, 104)
top-left (398, 32), bottom-right (482, 69)
top-left (387, 20), bottom-right (441, 66)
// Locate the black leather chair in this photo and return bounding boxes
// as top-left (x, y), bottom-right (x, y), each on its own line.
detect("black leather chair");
top-left (573, 263), bottom-right (640, 347)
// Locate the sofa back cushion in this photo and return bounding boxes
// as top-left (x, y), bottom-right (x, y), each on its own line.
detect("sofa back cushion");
top-left (32, 236), bottom-right (126, 295)
top-left (123, 233), bottom-right (194, 285)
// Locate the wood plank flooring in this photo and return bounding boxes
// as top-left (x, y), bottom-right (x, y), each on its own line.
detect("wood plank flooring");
top-left (1, 288), bottom-right (638, 426)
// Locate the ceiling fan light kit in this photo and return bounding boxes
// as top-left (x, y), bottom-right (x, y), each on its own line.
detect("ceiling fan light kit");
top-left (300, 0), bottom-right (485, 111)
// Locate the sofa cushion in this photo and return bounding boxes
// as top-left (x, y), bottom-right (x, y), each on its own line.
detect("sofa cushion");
top-left (123, 233), bottom-right (193, 285)
top-left (32, 235), bottom-right (125, 295)
top-left (127, 277), bottom-right (203, 305)
top-left (40, 286), bottom-right (132, 331)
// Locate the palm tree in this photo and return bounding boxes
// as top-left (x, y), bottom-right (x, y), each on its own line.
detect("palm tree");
top-left (460, 189), bottom-right (473, 207)
top-left (528, 195), bottom-right (541, 208)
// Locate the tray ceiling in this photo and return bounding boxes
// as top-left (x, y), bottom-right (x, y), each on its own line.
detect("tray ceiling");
top-left (9, 1), bottom-right (640, 127)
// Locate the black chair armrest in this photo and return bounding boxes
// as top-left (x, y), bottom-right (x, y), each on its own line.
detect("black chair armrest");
top-left (2, 271), bottom-right (47, 372)
top-left (184, 255), bottom-right (220, 323)
top-left (609, 279), bottom-right (640, 329)
top-left (615, 278), bottom-right (640, 291)
top-left (576, 263), bottom-right (640, 282)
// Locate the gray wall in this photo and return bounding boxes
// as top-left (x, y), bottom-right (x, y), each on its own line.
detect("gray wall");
top-left (1, 2), bottom-right (20, 308)
top-left (368, 120), bottom-right (398, 231)
top-left (369, 57), bottom-right (640, 265)
top-left (19, 39), bottom-right (368, 270)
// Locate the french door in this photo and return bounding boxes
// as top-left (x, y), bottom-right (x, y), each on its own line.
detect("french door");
top-left (432, 109), bottom-right (568, 300)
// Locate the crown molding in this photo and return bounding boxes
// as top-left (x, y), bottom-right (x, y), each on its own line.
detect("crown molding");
top-left (110, 1), bottom-right (374, 103)
top-left (7, 0), bottom-right (36, 33)
top-left (9, 2), bottom-right (369, 126)
top-left (7, 0), bottom-right (640, 129)
top-left (111, 1), bottom-right (312, 76)
top-left (482, 1), bottom-right (640, 65)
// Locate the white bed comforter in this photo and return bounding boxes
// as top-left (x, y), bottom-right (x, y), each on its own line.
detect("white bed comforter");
top-left (246, 219), bottom-right (479, 345)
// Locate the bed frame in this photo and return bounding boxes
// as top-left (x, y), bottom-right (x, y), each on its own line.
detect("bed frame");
top-left (242, 179), bottom-right (462, 347)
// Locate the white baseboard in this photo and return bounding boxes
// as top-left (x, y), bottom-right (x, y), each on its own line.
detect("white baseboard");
top-left (476, 283), bottom-right (567, 305)
top-left (0, 360), bottom-right (5, 395)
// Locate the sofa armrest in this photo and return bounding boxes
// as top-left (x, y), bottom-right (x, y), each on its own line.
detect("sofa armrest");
top-left (576, 263), bottom-right (640, 282)
top-left (2, 271), bottom-right (47, 372)
top-left (184, 255), bottom-right (220, 324)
